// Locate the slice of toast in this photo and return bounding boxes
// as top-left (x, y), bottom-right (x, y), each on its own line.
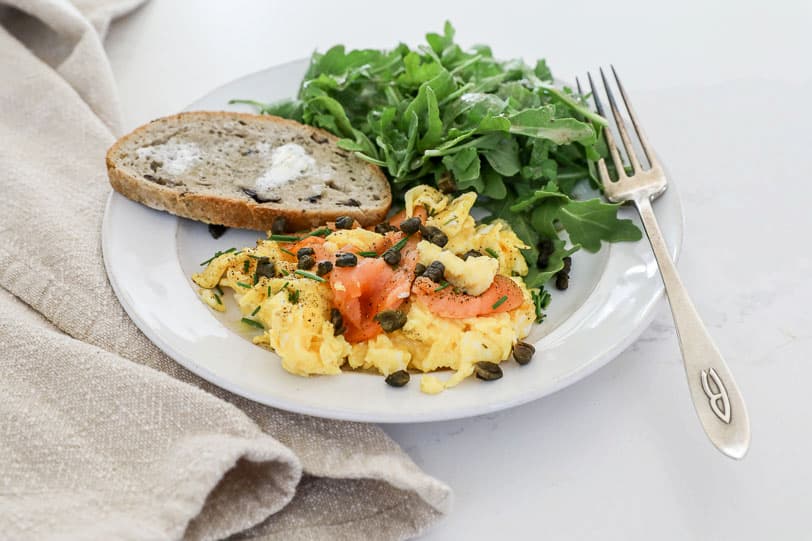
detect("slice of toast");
top-left (106, 111), bottom-right (391, 231)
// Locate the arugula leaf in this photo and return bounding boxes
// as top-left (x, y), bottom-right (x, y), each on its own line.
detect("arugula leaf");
top-left (530, 197), bottom-right (642, 252)
top-left (477, 133), bottom-right (520, 176)
top-left (558, 199), bottom-right (642, 251)
top-left (509, 107), bottom-right (596, 145)
top-left (510, 181), bottom-right (569, 212)
top-left (442, 147), bottom-right (480, 183)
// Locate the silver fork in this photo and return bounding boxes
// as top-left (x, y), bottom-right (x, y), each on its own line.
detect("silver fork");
top-left (578, 67), bottom-right (750, 459)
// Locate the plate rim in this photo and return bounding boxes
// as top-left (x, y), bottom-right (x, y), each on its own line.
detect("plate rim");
top-left (102, 60), bottom-right (684, 423)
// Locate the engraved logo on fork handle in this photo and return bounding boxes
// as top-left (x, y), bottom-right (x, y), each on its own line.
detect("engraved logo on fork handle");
top-left (700, 368), bottom-right (732, 424)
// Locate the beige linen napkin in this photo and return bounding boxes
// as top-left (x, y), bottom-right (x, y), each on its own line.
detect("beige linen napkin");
top-left (0, 1), bottom-right (451, 539)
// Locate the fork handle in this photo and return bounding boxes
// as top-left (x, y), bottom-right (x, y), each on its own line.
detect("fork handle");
top-left (634, 196), bottom-right (750, 459)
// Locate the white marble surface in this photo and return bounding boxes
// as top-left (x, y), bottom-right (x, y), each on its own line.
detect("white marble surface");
top-left (107, 2), bottom-right (811, 539)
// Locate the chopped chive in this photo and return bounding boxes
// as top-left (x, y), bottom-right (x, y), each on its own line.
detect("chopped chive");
top-left (392, 237), bottom-right (408, 252)
top-left (242, 259), bottom-right (250, 273)
top-left (247, 254), bottom-right (264, 259)
top-left (280, 248), bottom-right (295, 257)
top-left (213, 293), bottom-right (222, 305)
top-left (485, 247), bottom-right (500, 259)
top-left (199, 247), bottom-right (236, 266)
top-left (281, 281), bottom-right (289, 290)
top-left (269, 234), bottom-right (301, 242)
top-left (434, 281), bottom-right (451, 292)
top-left (443, 215), bottom-right (457, 225)
top-left (251, 305), bottom-right (261, 316)
top-left (253, 270), bottom-right (260, 285)
top-left (215, 285), bottom-right (224, 296)
top-left (236, 281), bottom-right (251, 288)
top-left (280, 269), bottom-right (290, 276)
top-left (491, 295), bottom-right (508, 309)
top-left (358, 251), bottom-right (378, 257)
top-left (294, 269), bottom-right (326, 282)
top-left (287, 289), bottom-right (300, 304)
top-left (267, 285), bottom-right (271, 297)
top-left (306, 227), bottom-right (331, 238)
top-left (241, 317), bottom-right (264, 329)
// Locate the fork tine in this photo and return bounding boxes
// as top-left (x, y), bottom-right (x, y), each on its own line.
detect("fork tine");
top-left (611, 65), bottom-right (657, 168)
top-left (587, 72), bottom-right (625, 182)
top-left (599, 67), bottom-right (642, 173)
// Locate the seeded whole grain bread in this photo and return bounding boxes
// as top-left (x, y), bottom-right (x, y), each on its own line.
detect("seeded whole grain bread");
top-left (106, 111), bottom-right (392, 231)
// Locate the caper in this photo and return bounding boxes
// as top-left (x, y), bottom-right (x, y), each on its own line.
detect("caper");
top-left (420, 225), bottom-right (448, 247)
top-left (330, 308), bottom-right (345, 335)
top-left (334, 252), bottom-right (358, 267)
top-left (555, 272), bottom-right (569, 290)
top-left (512, 341), bottom-right (536, 365)
top-left (271, 216), bottom-right (287, 234)
top-left (414, 263), bottom-right (426, 276)
top-left (562, 256), bottom-right (572, 273)
top-left (474, 361), bottom-right (503, 381)
top-left (297, 247), bottom-right (315, 259)
top-left (316, 260), bottom-right (333, 276)
top-left (297, 255), bottom-right (316, 270)
top-left (538, 238), bottom-right (554, 256)
top-left (374, 309), bottom-right (407, 332)
top-left (382, 248), bottom-right (401, 267)
top-left (399, 216), bottom-right (422, 235)
top-left (255, 257), bottom-right (275, 279)
top-left (385, 370), bottom-right (410, 387)
top-left (208, 224), bottom-right (227, 239)
top-left (462, 249), bottom-right (482, 260)
top-left (374, 223), bottom-right (398, 235)
top-left (335, 215), bottom-right (354, 229)
top-left (422, 261), bottom-right (445, 283)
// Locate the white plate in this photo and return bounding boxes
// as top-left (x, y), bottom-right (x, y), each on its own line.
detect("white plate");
top-left (102, 59), bottom-right (683, 423)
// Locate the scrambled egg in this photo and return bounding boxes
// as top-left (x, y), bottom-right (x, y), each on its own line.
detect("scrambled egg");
top-left (192, 185), bottom-right (535, 393)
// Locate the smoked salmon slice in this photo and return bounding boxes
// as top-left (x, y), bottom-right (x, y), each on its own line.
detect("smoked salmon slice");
top-left (411, 275), bottom-right (524, 319)
top-left (328, 233), bottom-right (420, 343)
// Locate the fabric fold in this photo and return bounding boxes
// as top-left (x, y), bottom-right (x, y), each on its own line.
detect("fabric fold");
top-left (0, 0), bottom-right (451, 539)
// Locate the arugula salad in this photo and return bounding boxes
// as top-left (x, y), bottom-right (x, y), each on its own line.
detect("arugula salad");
top-left (233, 22), bottom-right (641, 310)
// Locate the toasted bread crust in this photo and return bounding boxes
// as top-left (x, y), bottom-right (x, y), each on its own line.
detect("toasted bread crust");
top-left (106, 111), bottom-right (391, 231)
